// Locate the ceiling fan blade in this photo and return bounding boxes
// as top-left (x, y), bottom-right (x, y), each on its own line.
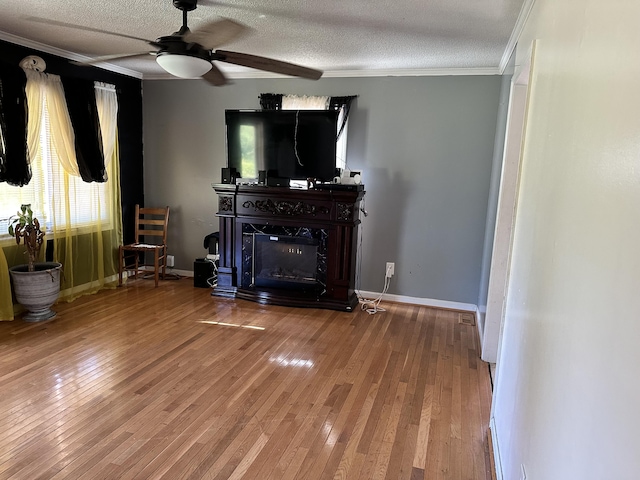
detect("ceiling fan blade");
top-left (71, 52), bottom-right (155, 66)
top-left (184, 18), bottom-right (249, 50)
top-left (202, 63), bottom-right (228, 86)
top-left (25, 16), bottom-right (160, 47)
top-left (214, 50), bottom-right (322, 80)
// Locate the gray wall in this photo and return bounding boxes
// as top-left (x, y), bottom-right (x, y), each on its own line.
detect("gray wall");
top-left (142, 75), bottom-right (501, 305)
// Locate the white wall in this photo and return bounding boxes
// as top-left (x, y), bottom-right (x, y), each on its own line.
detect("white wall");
top-left (491, 0), bottom-right (640, 479)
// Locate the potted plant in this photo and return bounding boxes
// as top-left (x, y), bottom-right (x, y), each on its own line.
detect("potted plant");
top-left (7, 204), bottom-right (62, 321)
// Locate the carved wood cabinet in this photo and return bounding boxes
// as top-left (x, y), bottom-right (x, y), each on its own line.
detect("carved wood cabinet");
top-left (212, 184), bottom-right (365, 311)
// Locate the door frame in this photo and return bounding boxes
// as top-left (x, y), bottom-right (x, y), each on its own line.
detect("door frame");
top-left (481, 43), bottom-right (536, 364)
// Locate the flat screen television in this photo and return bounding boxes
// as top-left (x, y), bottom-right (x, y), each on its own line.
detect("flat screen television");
top-left (225, 110), bottom-right (339, 183)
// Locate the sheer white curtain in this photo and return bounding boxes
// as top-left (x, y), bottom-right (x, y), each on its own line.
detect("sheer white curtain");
top-left (24, 70), bottom-right (43, 166)
top-left (282, 95), bottom-right (329, 110)
top-left (25, 71), bottom-right (80, 177)
top-left (95, 82), bottom-right (118, 166)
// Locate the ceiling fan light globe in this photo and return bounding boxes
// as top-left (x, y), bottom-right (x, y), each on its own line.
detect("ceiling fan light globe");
top-left (156, 53), bottom-right (212, 78)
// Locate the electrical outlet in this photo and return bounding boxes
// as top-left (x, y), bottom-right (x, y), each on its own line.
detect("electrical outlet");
top-left (386, 262), bottom-right (395, 277)
top-left (167, 255), bottom-right (175, 268)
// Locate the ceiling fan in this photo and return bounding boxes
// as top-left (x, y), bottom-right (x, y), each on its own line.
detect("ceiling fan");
top-left (29, 0), bottom-right (323, 86)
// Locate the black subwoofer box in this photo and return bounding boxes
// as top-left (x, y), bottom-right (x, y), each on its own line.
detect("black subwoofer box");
top-left (193, 258), bottom-right (214, 288)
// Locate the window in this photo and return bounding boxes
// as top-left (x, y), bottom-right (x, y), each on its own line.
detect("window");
top-left (0, 78), bottom-right (114, 240)
top-left (335, 108), bottom-right (348, 171)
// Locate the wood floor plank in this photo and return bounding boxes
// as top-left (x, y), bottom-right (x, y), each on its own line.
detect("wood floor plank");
top-left (0, 280), bottom-right (493, 480)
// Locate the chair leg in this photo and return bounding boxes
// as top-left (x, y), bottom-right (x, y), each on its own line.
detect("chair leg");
top-left (161, 246), bottom-right (167, 279)
top-left (154, 251), bottom-right (160, 287)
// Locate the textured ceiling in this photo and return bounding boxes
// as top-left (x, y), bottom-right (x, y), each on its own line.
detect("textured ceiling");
top-left (0, 0), bottom-right (526, 79)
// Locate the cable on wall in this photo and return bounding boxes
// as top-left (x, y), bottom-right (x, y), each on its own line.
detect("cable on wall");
top-left (354, 196), bottom-right (366, 299)
top-left (354, 196), bottom-right (389, 314)
top-left (294, 109), bottom-right (303, 166)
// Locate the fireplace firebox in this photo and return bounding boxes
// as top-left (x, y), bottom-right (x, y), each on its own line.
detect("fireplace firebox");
top-left (253, 234), bottom-right (320, 290)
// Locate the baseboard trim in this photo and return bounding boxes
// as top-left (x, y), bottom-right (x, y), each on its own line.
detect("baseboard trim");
top-left (173, 279), bottom-right (477, 311)
top-left (357, 290), bottom-right (477, 313)
top-left (137, 266), bottom-right (194, 278)
top-left (170, 268), bottom-right (193, 277)
top-left (489, 418), bottom-right (503, 480)
top-left (59, 273), bottom-right (119, 299)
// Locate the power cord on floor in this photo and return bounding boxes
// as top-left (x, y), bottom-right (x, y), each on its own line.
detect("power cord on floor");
top-left (360, 263), bottom-right (392, 315)
top-left (205, 257), bottom-right (219, 287)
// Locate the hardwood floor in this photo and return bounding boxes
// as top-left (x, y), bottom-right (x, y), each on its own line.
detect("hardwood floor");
top-left (0, 279), bottom-right (493, 479)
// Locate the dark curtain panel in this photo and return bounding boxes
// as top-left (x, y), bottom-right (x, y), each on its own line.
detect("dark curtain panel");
top-left (329, 95), bottom-right (357, 140)
top-left (259, 93), bottom-right (283, 110)
top-left (0, 61), bottom-right (31, 186)
top-left (116, 85), bottom-right (144, 246)
top-left (61, 76), bottom-right (106, 183)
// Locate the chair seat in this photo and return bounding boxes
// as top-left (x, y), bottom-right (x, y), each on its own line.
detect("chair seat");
top-left (125, 243), bottom-right (165, 250)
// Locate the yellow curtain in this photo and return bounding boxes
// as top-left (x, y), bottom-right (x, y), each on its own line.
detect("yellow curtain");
top-left (51, 137), bottom-right (122, 301)
top-left (24, 70), bottom-right (43, 164)
top-left (43, 74), bottom-right (81, 177)
top-left (0, 248), bottom-right (13, 320)
top-left (26, 71), bottom-right (81, 177)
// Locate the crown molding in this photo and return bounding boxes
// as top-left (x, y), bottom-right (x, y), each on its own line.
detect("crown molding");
top-left (306, 67), bottom-right (500, 77)
top-left (142, 66), bottom-right (500, 81)
top-left (499, 0), bottom-right (536, 74)
top-left (0, 31), bottom-right (143, 79)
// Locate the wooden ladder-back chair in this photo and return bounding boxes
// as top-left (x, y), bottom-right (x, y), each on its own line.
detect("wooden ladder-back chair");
top-left (119, 205), bottom-right (170, 287)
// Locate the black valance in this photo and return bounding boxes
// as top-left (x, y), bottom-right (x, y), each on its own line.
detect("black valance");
top-left (259, 93), bottom-right (283, 110)
top-left (61, 76), bottom-right (106, 183)
top-left (0, 60), bottom-right (31, 186)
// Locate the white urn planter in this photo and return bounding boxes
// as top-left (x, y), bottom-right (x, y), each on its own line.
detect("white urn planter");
top-left (9, 262), bottom-right (62, 322)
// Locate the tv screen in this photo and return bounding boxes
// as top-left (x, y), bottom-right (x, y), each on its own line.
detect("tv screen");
top-left (225, 110), bottom-right (339, 182)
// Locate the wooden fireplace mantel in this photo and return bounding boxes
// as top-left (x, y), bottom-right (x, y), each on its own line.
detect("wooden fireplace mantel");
top-left (211, 183), bottom-right (365, 311)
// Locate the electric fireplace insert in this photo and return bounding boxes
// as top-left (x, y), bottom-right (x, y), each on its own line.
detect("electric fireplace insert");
top-left (253, 234), bottom-right (320, 290)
